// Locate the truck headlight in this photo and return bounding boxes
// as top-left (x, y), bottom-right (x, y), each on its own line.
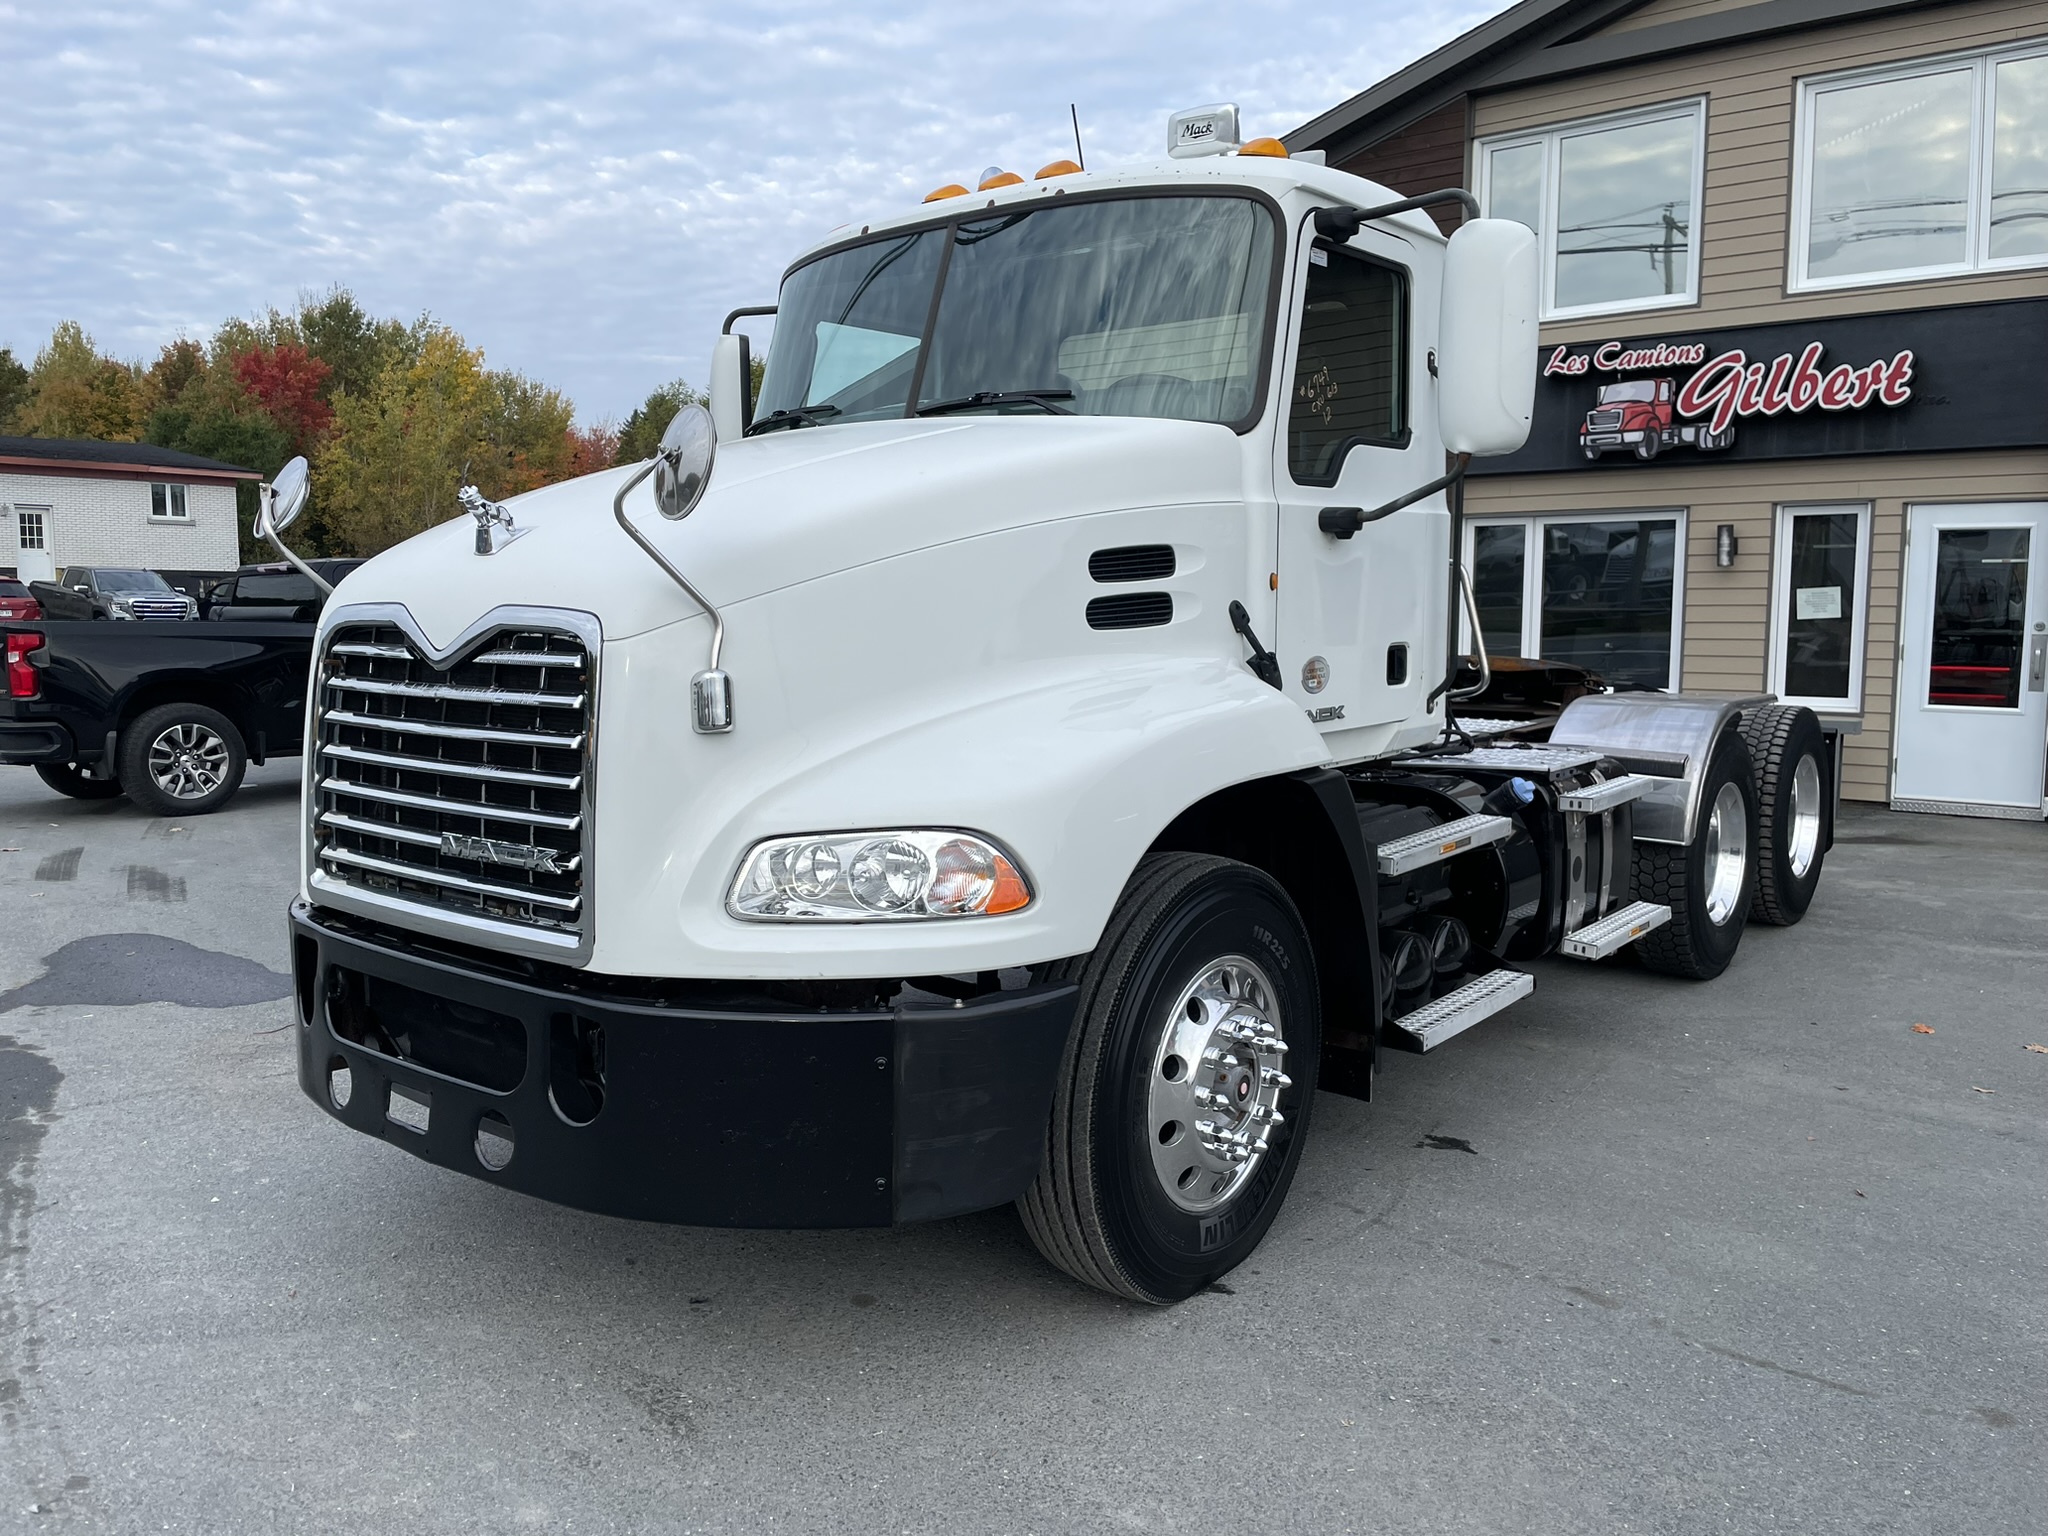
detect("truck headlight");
top-left (729, 831), bottom-right (1032, 921)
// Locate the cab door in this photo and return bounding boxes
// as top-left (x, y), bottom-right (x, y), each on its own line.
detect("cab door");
top-left (1272, 225), bottom-right (1445, 760)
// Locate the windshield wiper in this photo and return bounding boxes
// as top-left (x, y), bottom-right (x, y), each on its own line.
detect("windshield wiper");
top-left (915, 389), bottom-right (1074, 417)
top-left (748, 404), bottom-right (841, 435)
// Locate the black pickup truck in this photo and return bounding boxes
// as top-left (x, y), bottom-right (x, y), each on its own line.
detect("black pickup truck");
top-left (3, 620), bottom-right (316, 814)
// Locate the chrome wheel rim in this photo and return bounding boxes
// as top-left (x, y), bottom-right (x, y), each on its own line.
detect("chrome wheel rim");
top-left (1147, 955), bottom-right (1290, 1215)
top-left (147, 722), bottom-right (229, 799)
top-left (1787, 754), bottom-right (1822, 878)
top-left (1702, 780), bottom-right (1748, 925)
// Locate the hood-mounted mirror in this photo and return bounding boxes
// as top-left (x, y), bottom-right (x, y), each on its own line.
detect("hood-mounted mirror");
top-left (654, 403), bottom-right (716, 520)
top-left (255, 457), bottom-right (334, 596)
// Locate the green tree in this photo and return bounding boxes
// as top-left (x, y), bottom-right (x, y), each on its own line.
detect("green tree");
top-left (14, 322), bottom-right (144, 440)
top-left (0, 348), bottom-right (30, 432)
top-left (299, 288), bottom-right (410, 403)
top-left (615, 378), bottom-right (707, 463)
top-left (479, 371), bottom-right (576, 494)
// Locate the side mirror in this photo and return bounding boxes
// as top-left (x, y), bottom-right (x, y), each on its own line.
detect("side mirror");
top-left (707, 333), bottom-right (752, 443)
top-left (1437, 219), bottom-right (1539, 457)
top-left (653, 404), bottom-right (716, 520)
top-left (256, 456), bottom-right (311, 538)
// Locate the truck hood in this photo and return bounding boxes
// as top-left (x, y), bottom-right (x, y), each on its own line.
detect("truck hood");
top-left (328, 415), bottom-right (1246, 648)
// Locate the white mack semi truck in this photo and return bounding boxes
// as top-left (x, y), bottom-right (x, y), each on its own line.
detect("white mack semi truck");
top-left (273, 107), bottom-right (1835, 1303)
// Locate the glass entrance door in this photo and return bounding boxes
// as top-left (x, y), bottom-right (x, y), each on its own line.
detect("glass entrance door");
top-left (1894, 503), bottom-right (2048, 816)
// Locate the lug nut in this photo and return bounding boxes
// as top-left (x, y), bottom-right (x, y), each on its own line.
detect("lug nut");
top-left (1261, 1069), bottom-right (1292, 1088)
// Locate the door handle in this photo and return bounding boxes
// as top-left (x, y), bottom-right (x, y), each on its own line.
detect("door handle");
top-left (2029, 630), bottom-right (2047, 692)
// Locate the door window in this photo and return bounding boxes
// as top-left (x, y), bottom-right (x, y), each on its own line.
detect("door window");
top-left (1285, 248), bottom-right (1408, 485)
top-left (1771, 504), bottom-right (1870, 708)
top-left (1927, 527), bottom-right (2030, 708)
top-left (1466, 513), bottom-right (1685, 689)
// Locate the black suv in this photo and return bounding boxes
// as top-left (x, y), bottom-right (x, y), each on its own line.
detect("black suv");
top-left (204, 559), bottom-right (365, 623)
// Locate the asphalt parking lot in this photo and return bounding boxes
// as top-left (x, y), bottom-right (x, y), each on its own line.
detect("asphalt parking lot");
top-left (0, 762), bottom-right (2042, 1535)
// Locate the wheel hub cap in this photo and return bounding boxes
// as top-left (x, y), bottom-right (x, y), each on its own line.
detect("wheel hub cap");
top-left (1787, 753), bottom-right (1822, 877)
top-left (1703, 779), bottom-right (1748, 925)
top-left (148, 723), bottom-right (228, 799)
top-left (1148, 956), bottom-right (1291, 1215)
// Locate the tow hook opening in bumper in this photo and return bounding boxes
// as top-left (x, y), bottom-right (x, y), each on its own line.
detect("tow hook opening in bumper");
top-left (289, 900), bottom-right (1079, 1229)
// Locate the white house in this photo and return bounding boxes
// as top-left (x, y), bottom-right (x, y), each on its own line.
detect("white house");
top-left (0, 436), bottom-right (260, 587)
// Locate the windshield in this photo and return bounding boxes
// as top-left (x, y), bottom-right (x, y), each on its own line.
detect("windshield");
top-left (1596, 381), bottom-right (1658, 404)
top-left (100, 569), bottom-right (171, 591)
top-left (756, 195), bottom-right (1277, 429)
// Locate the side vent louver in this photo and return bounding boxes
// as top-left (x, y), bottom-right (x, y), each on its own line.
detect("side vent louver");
top-left (1087, 592), bottom-right (1174, 630)
top-left (1089, 544), bottom-right (1176, 583)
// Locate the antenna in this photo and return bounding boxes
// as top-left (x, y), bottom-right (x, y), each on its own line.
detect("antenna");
top-left (1070, 103), bottom-right (1085, 171)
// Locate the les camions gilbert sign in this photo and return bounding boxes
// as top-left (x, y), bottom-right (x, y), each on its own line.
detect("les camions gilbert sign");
top-left (1470, 297), bottom-right (2048, 476)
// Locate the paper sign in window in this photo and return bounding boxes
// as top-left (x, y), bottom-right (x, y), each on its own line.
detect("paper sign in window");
top-left (1795, 586), bottom-right (1843, 621)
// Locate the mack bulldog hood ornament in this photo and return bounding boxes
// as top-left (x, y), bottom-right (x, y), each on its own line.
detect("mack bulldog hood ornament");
top-left (460, 482), bottom-right (527, 555)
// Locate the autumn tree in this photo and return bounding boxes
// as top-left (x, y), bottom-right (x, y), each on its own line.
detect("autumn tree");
top-left (0, 349), bottom-right (31, 432)
top-left (615, 379), bottom-right (707, 463)
top-left (234, 344), bottom-right (334, 457)
top-left (14, 323), bottom-right (144, 440)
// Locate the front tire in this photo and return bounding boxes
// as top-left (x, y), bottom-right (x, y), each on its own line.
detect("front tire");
top-left (1738, 704), bottom-right (1828, 925)
top-left (1632, 728), bottom-right (1757, 979)
top-left (119, 703), bottom-right (247, 816)
top-left (34, 762), bottom-right (124, 800)
top-left (1018, 853), bottom-right (1321, 1303)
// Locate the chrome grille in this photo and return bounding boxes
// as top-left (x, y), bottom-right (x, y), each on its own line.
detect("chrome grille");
top-left (129, 595), bottom-right (190, 620)
top-left (1586, 409), bottom-right (1624, 430)
top-left (313, 622), bottom-right (592, 946)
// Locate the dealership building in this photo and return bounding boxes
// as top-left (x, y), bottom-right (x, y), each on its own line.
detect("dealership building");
top-left (1291, 0), bottom-right (2047, 818)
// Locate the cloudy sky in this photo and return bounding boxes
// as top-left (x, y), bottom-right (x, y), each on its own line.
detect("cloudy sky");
top-left (3, 0), bottom-right (1504, 424)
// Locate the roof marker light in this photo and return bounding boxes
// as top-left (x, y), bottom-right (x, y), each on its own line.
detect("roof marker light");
top-left (923, 183), bottom-right (969, 203)
top-left (1238, 136), bottom-right (1289, 158)
top-left (978, 169), bottom-right (1024, 190)
top-left (1035, 159), bottom-right (1082, 179)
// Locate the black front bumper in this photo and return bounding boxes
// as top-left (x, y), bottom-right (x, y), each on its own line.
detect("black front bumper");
top-left (0, 718), bottom-right (76, 765)
top-left (290, 900), bottom-right (1078, 1228)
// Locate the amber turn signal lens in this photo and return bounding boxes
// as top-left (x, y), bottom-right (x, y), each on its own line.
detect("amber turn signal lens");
top-left (984, 853), bottom-right (1032, 915)
top-left (1238, 136), bottom-right (1289, 158)
top-left (923, 183), bottom-right (969, 203)
top-left (1035, 159), bottom-right (1082, 179)
top-left (978, 170), bottom-right (1025, 190)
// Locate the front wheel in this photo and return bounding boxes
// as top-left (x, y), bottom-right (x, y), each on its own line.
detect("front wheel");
top-left (119, 703), bottom-right (247, 816)
top-left (1018, 853), bottom-right (1321, 1303)
top-left (34, 762), bottom-right (124, 800)
top-left (1632, 728), bottom-right (1757, 980)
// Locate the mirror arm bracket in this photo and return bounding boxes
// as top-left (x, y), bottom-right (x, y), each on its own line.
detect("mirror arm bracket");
top-left (613, 458), bottom-right (733, 733)
top-left (1320, 452), bottom-right (1470, 539)
top-left (262, 529), bottom-right (334, 597)
top-left (1313, 188), bottom-right (1480, 243)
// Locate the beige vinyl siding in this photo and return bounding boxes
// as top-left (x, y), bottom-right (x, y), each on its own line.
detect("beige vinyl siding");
top-left (1462, 450), bottom-right (2048, 802)
top-left (1606, 0), bottom-right (1774, 34)
top-left (1473, 0), bottom-right (2048, 341)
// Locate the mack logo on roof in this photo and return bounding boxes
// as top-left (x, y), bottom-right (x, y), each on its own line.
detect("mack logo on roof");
top-left (440, 832), bottom-right (562, 874)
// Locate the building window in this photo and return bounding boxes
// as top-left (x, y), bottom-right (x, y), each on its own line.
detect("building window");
top-left (16, 507), bottom-right (46, 550)
top-left (1286, 248), bottom-right (1409, 485)
top-left (1769, 504), bottom-right (1871, 711)
top-left (1792, 41), bottom-right (2048, 291)
top-left (1467, 512), bottom-right (1686, 690)
top-left (149, 483), bottom-right (190, 521)
top-left (1476, 99), bottom-right (1705, 320)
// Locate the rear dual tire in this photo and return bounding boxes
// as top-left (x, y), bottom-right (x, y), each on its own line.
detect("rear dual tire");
top-left (1632, 728), bottom-right (1757, 980)
top-left (1019, 854), bottom-right (1320, 1304)
top-left (1738, 704), bottom-right (1828, 926)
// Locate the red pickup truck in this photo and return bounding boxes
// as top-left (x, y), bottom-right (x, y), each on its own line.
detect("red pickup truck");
top-left (1579, 377), bottom-right (1735, 461)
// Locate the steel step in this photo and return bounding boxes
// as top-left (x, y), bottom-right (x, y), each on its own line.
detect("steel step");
top-left (1374, 813), bottom-right (1513, 876)
top-left (1556, 773), bottom-right (1661, 814)
top-left (1391, 969), bottom-right (1534, 1051)
top-left (1560, 899), bottom-right (1672, 960)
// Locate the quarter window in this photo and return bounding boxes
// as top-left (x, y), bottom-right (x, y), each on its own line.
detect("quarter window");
top-left (1769, 504), bottom-right (1871, 709)
top-left (1477, 100), bottom-right (1705, 320)
top-left (1793, 42), bottom-right (2048, 290)
top-left (1286, 248), bottom-right (1408, 485)
top-left (1465, 513), bottom-right (1686, 691)
top-left (149, 483), bottom-right (189, 521)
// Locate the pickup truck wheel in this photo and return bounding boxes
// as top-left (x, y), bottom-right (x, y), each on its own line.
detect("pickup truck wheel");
top-left (1018, 853), bottom-right (1320, 1304)
top-left (34, 763), bottom-right (124, 800)
top-left (1738, 704), bottom-right (1828, 925)
top-left (1631, 728), bottom-right (1757, 980)
top-left (119, 704), bottom-right (247, 816)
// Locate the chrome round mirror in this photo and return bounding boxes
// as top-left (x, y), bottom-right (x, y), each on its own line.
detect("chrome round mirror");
top-left (653, 404), bottom-right (716, 521)
top-left (257, 456), bottom-right (311, 538)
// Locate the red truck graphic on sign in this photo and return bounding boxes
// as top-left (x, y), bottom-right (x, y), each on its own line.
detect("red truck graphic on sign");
top-left (1579, 377), bottom-right (1736, 461)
